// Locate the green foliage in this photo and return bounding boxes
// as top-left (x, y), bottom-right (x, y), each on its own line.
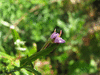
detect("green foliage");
top-left (0, 0), bottom-right (99, 75)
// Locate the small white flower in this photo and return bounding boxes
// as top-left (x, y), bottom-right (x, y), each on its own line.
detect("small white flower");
top-left (16, 47), bottom-right (26, 51)
top-left (10, 25), bottom-right (15, 29)
top-left (14, 39), bottom-right (26, 45)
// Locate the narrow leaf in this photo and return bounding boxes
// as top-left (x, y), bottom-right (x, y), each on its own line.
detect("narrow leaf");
top-left (25, 66), bottom-right (41, 75)
top-left (20, 44), bottom-right (57, 67)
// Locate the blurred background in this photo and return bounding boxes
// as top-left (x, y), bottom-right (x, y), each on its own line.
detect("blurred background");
top-left (0, 0), bottom-right (100, 75)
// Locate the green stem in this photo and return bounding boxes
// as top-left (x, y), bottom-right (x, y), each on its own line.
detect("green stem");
top-left (40, 38), bottom-right (51, 50)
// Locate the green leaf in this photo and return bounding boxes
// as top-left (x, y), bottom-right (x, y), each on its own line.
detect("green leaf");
top-left (11, 29), bottom-right (20, 42)
top-left (26, 55), bottom-right (34, 68)
top-left (24, 56), bottom-right (41, 75)
top-left (20, 44), bottom-right (58, 67)
top-left (0, 52), bottom-right (14, 60)
top-left (28, 43), bottom-right (37, 56)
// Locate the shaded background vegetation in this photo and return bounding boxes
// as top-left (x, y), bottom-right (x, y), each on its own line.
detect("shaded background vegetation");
top-left (0, 0), bottom-right (100, 75)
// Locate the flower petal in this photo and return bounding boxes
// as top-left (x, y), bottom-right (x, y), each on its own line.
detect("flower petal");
top-left (50, 32), bottom-right (59, 39)
top-left (54, 37), bottom-right (65, 43)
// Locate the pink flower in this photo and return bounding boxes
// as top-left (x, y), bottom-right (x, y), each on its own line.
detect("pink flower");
top-left (50, 32), bottom-right (59, 39)
top-left (54, 37), bottom-right (65, 43)
top-left (50, 29), bottom-right (65, 43)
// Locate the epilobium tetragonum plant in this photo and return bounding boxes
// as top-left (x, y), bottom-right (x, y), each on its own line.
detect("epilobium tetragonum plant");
top-left (20, 29), bottom-right (65, 64)
top-left (40, 29), bottom-right (65, 50)
top-left (8, 27), bottom-right (65, 75)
